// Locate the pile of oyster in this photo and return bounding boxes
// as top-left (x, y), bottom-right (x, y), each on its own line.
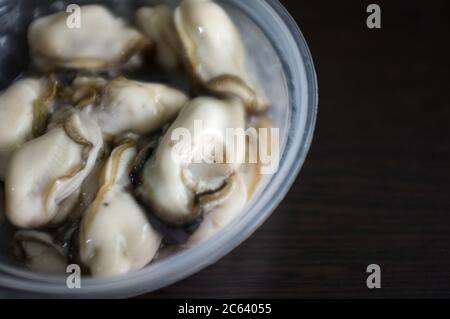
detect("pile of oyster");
top-left (0, 0), bottom-right (270, 277)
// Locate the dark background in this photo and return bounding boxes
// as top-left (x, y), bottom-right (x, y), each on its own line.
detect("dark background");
top-left (144, 0), bottom-right (450, 298)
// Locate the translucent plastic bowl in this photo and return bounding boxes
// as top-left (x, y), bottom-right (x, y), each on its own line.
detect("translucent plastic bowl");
top-left (0, 0), bottom-right (317, 298)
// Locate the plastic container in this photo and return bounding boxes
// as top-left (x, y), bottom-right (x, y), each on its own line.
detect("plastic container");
top-left (0, 0), bottom-right (317, 298)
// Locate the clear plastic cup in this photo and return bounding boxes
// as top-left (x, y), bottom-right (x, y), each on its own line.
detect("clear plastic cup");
top-left (0, 0), bottom-right (317, 298)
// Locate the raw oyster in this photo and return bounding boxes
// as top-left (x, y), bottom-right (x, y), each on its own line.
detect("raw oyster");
top-left (136, 5), bottom-right (183, 70)
top-left (174, 0), bottom-right (267, 111)
top-left (185, 174), bottom-right (248, 247)
top-left (136, 97), bottom-right (246, 231)
top-left (80, 141), bottom-right (161, 277)
top-left (184, 117), bottom-right (274, 246)
top-left (28, 5), bottom-right (148, 71)
top-left (92, 78), bottom-right (188, 137)
top-left (5, 111), bottom-right (103, 228)
top-left (0, 77), bottom-right (56, 180)
top-left (13, 230), bottom-right (67, 275)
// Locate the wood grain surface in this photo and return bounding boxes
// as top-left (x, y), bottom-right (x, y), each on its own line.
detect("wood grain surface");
top-left (142, 0), bottom-right (450, 298)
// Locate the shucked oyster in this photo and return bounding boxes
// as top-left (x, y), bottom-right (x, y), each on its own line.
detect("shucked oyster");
top-left (13, 230), bottom-right (67, 275)
top-left (184, 174), bottom-right (248, 247)
top-left (136, 97), bottom-right (245, 233)
top-left (5, 111), bottom-right (103, 229)
top-left (28, 5), bottom-right (148, 71)
top-left (0, 77), bottom-right (56, 180)
top-left (136, 5), bottom-right (183, 70)
top-left (80, 141), bottom-right (161, 277)
top-left (186, 117), bottom-right (274, 246)
top-left (175, 0), bottom-right (267, 111)
top-left (93, 78), bottom-right (188, 137)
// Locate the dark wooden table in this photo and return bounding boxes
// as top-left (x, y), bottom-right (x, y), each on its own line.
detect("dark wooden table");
top-left (144, 0), bottom-right (450, 298)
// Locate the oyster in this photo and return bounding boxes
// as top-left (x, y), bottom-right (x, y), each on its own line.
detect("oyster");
top-left (28, 5), bottom-right (148, 71)
top-left (5, 111), bottom-right (103, 228)
top-left (80, 141), bottom-right (161, 277)
top-left (184, 174), bottom-right (248, 247)
top-left (136, 5), bottom-right (183, 70)
top-left (136, 97), bottom-right (245, 231)
top-left (174, 0), bottom-right (267, 111)
top-left (0, 77), bottom-right (56, 180)
top-left (92, 78), bottom-right (188, 137)
top-left (13, 230), bottom-right (67, 275)
top-left (184, 117), bottom-right (274, 246)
